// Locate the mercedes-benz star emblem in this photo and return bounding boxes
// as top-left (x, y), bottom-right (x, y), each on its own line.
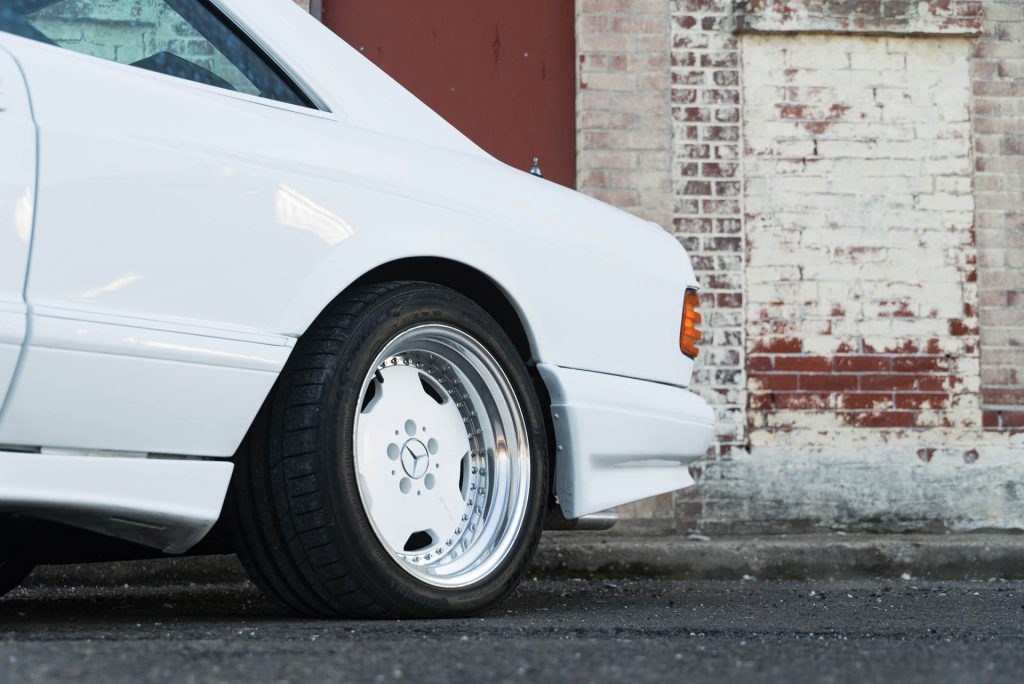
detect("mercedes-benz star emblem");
top-left (400, 438), bottom-right (430, 479)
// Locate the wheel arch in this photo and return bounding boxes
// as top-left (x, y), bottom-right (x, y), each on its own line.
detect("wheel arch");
top-left (344, 257), bottom-right (537, 364)
top-left (303, 258), bottom-right (559, 507)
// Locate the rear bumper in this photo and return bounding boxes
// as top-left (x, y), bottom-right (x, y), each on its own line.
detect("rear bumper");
top-left (537, 364), bottom-right (715, 519)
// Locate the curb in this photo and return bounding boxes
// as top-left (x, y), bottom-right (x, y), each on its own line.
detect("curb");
top-left (533, 532), bottom-right (1024, 580)
top-left (21, 532), bottom-right (1024, 588)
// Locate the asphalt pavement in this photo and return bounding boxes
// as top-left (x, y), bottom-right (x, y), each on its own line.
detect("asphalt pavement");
top-left (0, 554), bottom-right (1022, 683)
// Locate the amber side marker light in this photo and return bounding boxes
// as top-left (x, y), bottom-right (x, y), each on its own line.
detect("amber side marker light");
top-left (680, 290), bottom-right (702, 358)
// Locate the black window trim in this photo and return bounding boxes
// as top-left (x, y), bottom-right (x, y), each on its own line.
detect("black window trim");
top-left (178, 0), bottom-right (324, 111)
top-left (0, 0), bottom-right (329, 113)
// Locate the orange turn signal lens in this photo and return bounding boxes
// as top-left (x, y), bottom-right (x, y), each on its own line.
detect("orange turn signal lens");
top-left (680, 290), bottom-right (702, 359)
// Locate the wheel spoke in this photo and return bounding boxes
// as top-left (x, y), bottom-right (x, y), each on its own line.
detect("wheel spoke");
top-left (425, 404), bottom-right (472, 470)
top-left (413, 483), bottom-right (462, 545)
top-left (368, 498), bottom-right (417, 553)
top-left (378, 364), bottom-right (431, 404)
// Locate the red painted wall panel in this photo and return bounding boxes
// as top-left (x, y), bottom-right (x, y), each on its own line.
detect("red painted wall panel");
top-left (323, 1), bottom-right (576, 188)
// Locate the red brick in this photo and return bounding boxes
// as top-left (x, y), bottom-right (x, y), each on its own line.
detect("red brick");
top-left (751, 337), bottom-right (803, 353)
top-left (917, 377), bottom-right (948, 392)
top-left (752, 374), bottom-right (799, 390)
top-left (773, 356), bottom-right (831, 372)
top-left (859, 375), bottom-right (917, 391)
top-left (1003, 411), bottom-right (1024, 428)
top-left (683, 180), bottom-right (712, 195)
top-left (799, 375), bottom-right (859, 391)
top-left (834, 356), bottom-right (891, 373)
top-left (702, 162), bottom-right (738, 178)
top-left (716, 292), bottom-right (743, 308)
top-left (949, 319), bottom-right (978, 336)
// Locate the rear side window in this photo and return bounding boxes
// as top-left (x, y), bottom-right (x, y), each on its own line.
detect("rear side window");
top-left (0, 0), bottom-right (314, 108)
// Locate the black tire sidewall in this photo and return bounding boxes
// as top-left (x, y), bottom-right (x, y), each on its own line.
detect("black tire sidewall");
top-left (295, 283), bottom-right (548, 617)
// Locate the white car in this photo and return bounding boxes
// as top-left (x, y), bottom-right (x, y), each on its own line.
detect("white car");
top-left (0, 0), bottom-right (714, 617)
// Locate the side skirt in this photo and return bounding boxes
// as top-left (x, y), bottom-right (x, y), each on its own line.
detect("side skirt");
top-left (0, 450), bottom-right (233, 553)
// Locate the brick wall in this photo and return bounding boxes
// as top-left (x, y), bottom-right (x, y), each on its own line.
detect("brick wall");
top-left (574, 0), bottom-right (1024, 533)
top-left (974, 0), bottom-right (1024, 431)
top-left (574, 0), bottom-right (747, 524)
top-left (693, 1), bottom-right (1024, 535)
top-left (576, 0), bottom-right (673, 228)
top-left (744, 34), bottom-right (978, 433)
top-left (668, 0), bottom-right (746, 529)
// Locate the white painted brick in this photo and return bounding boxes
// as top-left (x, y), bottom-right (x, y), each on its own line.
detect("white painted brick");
top-left (743, 33), bottom-right (979, 433)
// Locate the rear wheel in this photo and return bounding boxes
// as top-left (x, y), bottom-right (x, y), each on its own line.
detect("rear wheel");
top-left (231, 282), bottom-right (548, 618)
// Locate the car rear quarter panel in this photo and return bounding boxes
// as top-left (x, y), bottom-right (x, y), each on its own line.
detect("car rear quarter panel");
top-left (278, 145), bottom-right (701, 390)
top-left (220, 0), bottom-right (704, 388)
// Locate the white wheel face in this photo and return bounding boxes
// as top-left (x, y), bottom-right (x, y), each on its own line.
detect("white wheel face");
top-left (353, 324), bottom-right (531, 589)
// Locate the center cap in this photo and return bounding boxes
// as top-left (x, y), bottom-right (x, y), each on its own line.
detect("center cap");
top-left (400, 438), bottom-right (430, 479)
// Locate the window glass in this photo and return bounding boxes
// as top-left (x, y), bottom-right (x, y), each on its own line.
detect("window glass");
top-left (0, 0), bottom-right (312, 107)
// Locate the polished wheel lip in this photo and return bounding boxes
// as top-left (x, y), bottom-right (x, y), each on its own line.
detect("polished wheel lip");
top-left (353, 324), bottom-right (531, 589)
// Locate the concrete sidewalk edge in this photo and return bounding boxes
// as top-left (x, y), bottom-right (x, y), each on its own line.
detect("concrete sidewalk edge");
top-left (20, 532), bottom-right (1024, 588)
top-left (533, 532), bottom-right (1024, 580)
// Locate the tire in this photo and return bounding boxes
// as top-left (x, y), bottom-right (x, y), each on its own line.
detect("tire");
top-left (0, 524), bottom-right (34, 598)
top-left (231, 282), bottom-right (549, 618)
